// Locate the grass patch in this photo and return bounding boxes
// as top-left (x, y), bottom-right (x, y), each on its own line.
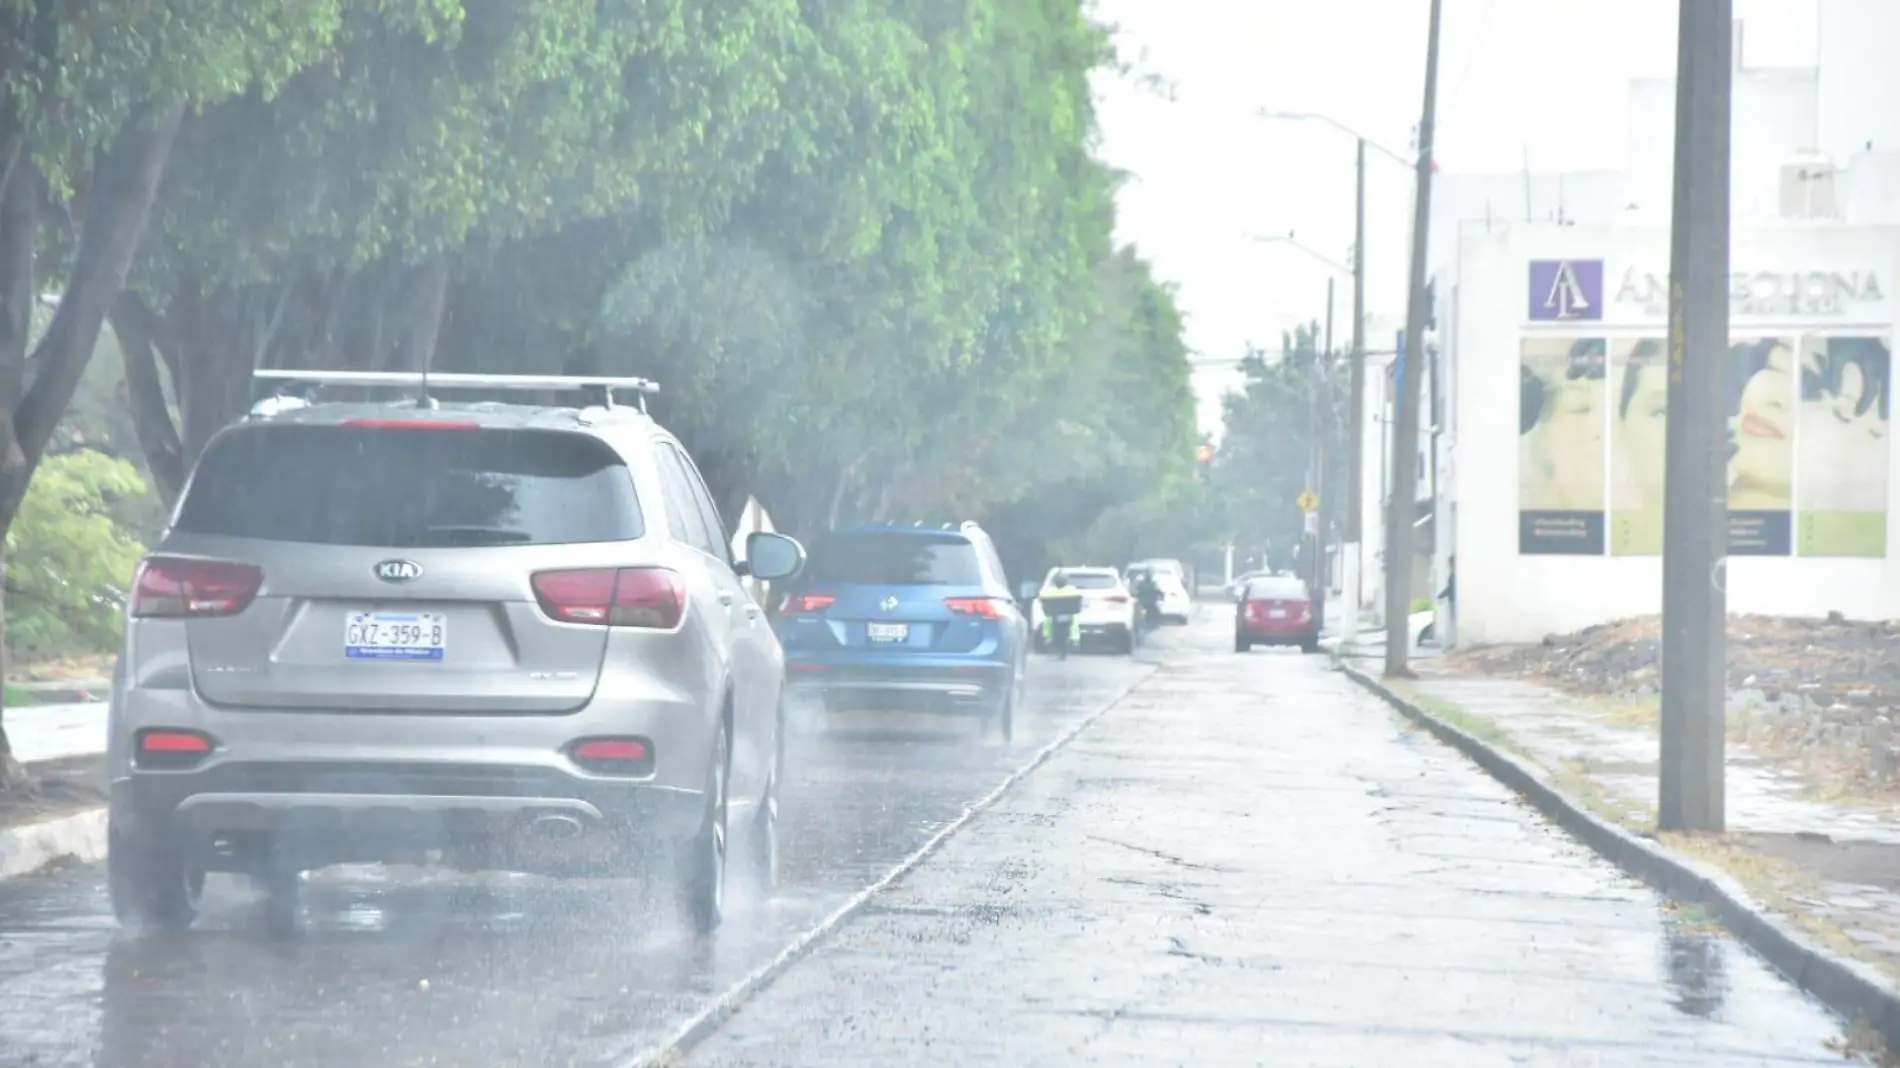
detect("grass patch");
top-left (3, 683), bottom-right (35, 707)
top-left (1385, 679), bottom-right (1530, 758)
top-left (1581, 695), bottom-right (1659, 732)
top-left (1547, 757), bottom-right (1653, 830)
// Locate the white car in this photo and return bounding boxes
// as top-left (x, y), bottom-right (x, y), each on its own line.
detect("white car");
top-left (1030, 567), bottom-right (1137, 654)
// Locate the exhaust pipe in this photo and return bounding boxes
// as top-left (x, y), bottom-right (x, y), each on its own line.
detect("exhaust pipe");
top-left (529, 813), bottom-right (584, 842)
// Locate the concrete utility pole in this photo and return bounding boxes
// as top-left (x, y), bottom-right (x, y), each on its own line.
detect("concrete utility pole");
top-left (1253, 112), bottom-right (1410, 649)
top-left (1382, 0), bottom-right (1444, 677)
top-left (1313, 277), bottom-right (1334, 628)
top-left (1659, 0), bottom-right (1733, 832)
top-left (1343, 138), bottom-right (1366, 646)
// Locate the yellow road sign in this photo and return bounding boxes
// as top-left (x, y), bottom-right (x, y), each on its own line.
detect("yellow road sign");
top-left (1298, 489), bottom-right (1319, 514)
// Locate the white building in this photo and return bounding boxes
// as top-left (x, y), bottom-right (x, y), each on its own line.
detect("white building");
top-left (1427, 5), bottom-right (1900, 646)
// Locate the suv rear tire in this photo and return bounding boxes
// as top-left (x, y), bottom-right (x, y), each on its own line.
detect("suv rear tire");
top-left (749, 715), bottom-right (781, 896)
top-left (676, 719), bottom-right (730, 935)
top-left (993, 673), bottom-right (1019, 745)
top-left (108, 822), bottom-right (203, 934)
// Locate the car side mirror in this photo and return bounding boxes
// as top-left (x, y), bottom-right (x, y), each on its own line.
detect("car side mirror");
top-left (741, 532), bottom-right (805, 581)
top-left (1017, 581), bottom-right (1039, 603)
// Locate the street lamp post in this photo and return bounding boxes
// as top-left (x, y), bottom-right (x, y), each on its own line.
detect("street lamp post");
top-left (1253, 111), bottom-right (1408, 648)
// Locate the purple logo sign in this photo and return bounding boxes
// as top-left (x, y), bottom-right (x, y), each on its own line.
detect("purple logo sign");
top-left (1528, 259), bottom-right (1603, 321)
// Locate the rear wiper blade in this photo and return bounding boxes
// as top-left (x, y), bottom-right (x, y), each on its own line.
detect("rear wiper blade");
top-left (418, 525), bottom-right (535, 545)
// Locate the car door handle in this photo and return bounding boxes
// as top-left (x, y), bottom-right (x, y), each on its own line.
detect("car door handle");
top-left (745, 604), bottom-right (761, 619)
top-left (718, 591), bottom-right (735, 606)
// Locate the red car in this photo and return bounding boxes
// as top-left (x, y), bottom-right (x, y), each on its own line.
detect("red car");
top-left (1234, 575), bottom-right (1320, 654)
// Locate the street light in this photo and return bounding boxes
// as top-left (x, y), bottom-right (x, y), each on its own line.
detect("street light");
top-left (1246, 231), bottom-right (1353, 276)
top-left (1255, 110), bottom-right (1413, 169)
top-left (1252, 109), bottom-right (1414, 650)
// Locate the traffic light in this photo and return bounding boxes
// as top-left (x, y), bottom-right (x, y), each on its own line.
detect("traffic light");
top-left (1194, 442), bottom-right (1215, 481)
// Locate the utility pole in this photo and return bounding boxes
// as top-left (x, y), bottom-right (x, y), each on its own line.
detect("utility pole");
top-left (1382, 0), bottom-right (1444, 677)
top-left (1340, 138), bottom-right (1367, 646)
top-left (1660, 0), bottom-right (1732, 832)
top-left (1313, 278), bottom-right (1334, 628)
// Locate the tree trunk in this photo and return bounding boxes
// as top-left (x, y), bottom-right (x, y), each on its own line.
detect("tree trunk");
top-left (0, 154), bottom-right (36, 790)
top-left (110, 291), bottom-right (186, 505)
top-left (385, 260), bottom-right (450, 373)
top-left (0, 103), bottom-right (184, 528)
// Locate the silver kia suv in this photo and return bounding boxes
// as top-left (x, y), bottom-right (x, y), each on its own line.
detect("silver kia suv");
top-left (106, 371), bottom-right (805, 935)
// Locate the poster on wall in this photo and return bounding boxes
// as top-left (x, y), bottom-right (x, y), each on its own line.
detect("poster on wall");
top-left (1519, 338), bottom-right (1607, 554)
top-left (1726, 337), bottom-right (1796, 555)
top-left (1608, 338), bottom-right (1667, 555)
top-left (1797, 335), bottom-right (1890, 557)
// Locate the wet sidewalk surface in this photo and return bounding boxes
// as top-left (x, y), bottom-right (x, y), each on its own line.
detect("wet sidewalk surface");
top-left (1406, 665), bottom-right (1900, 983)
top-left (687, 632), bottom-right (1850, 1066)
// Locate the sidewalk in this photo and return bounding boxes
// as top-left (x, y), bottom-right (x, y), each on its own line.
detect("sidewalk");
top-left (1390, 658), bottom-right (1900, 1000)
top-left (0, 701), bottom-right (110, 878)
top-left (681, 627), bottom-right (1850, 1066)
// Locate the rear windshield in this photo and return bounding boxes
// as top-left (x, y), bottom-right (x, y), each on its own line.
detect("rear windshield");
top-left (806, 533), bottom-right (982, 586)
top-left (1066, 573), bottom-right (1119, 590)
top-left (1246, 577), bottom-right (1308, 600)
top-left (173, 425), bottom-right (643, 547)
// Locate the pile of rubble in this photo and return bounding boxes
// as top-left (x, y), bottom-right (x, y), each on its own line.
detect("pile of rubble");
top-left (1453, 614), bottom-right (1900, 788)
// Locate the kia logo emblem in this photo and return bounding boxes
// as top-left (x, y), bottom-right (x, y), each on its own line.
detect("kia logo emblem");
top-left (880, 595), bottom-right (899, 612)
top-left (374, 559), bottom-right (423, 583)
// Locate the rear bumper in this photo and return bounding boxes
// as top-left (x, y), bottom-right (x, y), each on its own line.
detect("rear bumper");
top-left (106, 659), bottom-right (723, 870)
top-left (1237, 620), bottom-right (1318, 643)
top-left (783, 653), bottom-right (1012, 712)
top-left (110, 764), bottom-right (703, 872)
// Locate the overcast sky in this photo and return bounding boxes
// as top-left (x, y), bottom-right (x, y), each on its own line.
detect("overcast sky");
top-left (1089, 0), bottom-right (1820, 431)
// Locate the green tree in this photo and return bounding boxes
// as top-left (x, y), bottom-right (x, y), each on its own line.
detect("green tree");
top-left (1208, 324), bottom-right (1346, 573)
top-left (5, 450), bottom-right (146, 659)
top-left (0, 0), bottom-right (389, 786)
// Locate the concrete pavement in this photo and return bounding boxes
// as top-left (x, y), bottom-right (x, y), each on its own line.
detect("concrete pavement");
top-left (685, 620), bottom-right (1852, 1066)
top-left (5, 700), bottom-right (107, 765)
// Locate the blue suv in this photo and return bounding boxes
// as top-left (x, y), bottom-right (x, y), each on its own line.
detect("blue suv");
top-left (773, 522), bottom-right (1029, 742)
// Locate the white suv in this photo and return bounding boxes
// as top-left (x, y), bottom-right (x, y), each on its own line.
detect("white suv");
top-left (1030, 567), bottom-right (1137, 655)
top-left (107, 371), bottom-right (805, 935)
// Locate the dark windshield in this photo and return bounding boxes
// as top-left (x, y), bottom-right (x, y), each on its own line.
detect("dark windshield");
top-left (806, 533), bottom-right (983, 586)
top-left (1246, 577), bottom-right (1308, 600)
top-left (174, 425), bottom-right (643, 547)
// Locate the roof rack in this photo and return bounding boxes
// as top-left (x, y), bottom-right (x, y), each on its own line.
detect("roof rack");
top-left (250, 370), bottom-right (661, 413)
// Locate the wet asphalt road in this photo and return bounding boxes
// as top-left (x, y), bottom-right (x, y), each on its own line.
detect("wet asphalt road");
top-left (0, 614), bottom-right (1865, 1066)
top-left (688, 618), bottom-right (1855, 1067)
top-left (0, 633), bottom-right (1157, 1067)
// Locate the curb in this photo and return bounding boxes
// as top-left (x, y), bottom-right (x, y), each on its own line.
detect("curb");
top-left (0, 805), bottom-right (108, 880)
top-left (1334, 656), bottom-right (1900, 1047)
top-left (614, 664), bottom-right (1161, 1068)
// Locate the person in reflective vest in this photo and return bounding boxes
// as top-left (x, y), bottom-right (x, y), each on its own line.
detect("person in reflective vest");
top-left (1039, 572), bottom-right (1083, 655)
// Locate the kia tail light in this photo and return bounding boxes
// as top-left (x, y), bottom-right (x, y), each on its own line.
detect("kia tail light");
top-left (130, 557), bottom-right (264, 618)
top-left (532, 567), bottom-right (685, 628)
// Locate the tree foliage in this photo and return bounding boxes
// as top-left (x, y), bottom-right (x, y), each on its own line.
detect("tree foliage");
top-left (0, 0), bottom-right (1202, 778)
top-left (1207, 324), bottom-right (1347, 571)
top-left (5, 449), bottom-right (146, 658)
